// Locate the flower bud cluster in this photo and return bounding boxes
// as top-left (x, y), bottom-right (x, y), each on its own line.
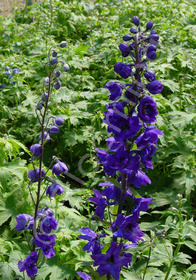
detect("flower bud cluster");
top-left (79, 16), bottom-right (163, 280)
top-left (15, 41), bottom-right (69, 279)
top-left (0, 63), bottom-right (21, 88)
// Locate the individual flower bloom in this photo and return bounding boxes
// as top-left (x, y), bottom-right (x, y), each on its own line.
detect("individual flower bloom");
top-left (132, 15), bottom-right (140, 26)
top-left (52, 50), bottom-right (58, 57)
top-left (146, 80), bottom-right (163, 94)
top-left (132, 196), bottom-right (153, 220)
top-left (15, 214), bottom-right (34, 231)
top-left (112, 214), bottom-right (144, 243)
top-left (119, 43), bottom-right (130, 57)
top-left (5, 66), bottom-right (10, 71)
top-left (55, 116), bottom-right (64, 126)
top-left (106, 136), bottom-right (126, 152)
top-left (92, 242), bottom-right (131, 280)
top-left (40, 216), bottom-right (58, 234)
top-left (37, 207), bottom-right (54, 218)
top-left (36, 102), bottom-right (43, 110)
top-left (44, 77), bottom-right (49, 86)
top-left (101, 183), bottom-right (121, 203)
top-left (114, 62), bottom-right (132, 79)
top-left (59, 41), bottom-right (68, 48)
top-left (52, 160), bottom-right (68, 176)
top-left (34, 233), bottom-right (56, 258)
top-left (135, 126), bottom-right (163, 148)
top-left (39, 131), bottom-right (50, 142)
top-left (54, 79), bottom-right (61, 90)
top-left (149, 33), bottom-right (159, 43)
top-left (113, 150), bottom-right (140, 174)
top-left (140, 144), bottom-right (157, 169)
top-left (63, 63), bottom-right (70, 71)
top-left (77, 272), bottom-right (92, 280)
top-left (127, 169), bottom-right (151, 188)
top-left (105, 82), bottom-right (123, 101)
top-left (144, 69), bottom-right (156, 82)
top-left (18, 252), bottom-right (38, 278)
top-left (125, 84), bottom-right (139, 104)
top-left (147, 44), bottom-right (156, 53)
top-left (78, 227), bottom-right (105, 254)
top-left (130, 27), bottom-right (138, 34)
top-left (123, 34), bottom-right (132, 41)
top-left (146, 21), bottom-right (153, 30)
top-left (30, 144), bottom-right (42, 157)
top-left (5, 70), bottom-right (11, 75)
top-left (55, 69), bottom-right (61, 77)
top-left (88, 189), bottom-right (107, 220)
top-left (49, 58), bottom-right (58, 65)
top-left (49, 125), bottom-right (60, 135)
top-left (46, 182), bottom-right (64, 197)
top-left (13, 68), bottom-right (20, 74)
top-left (41, 92), bottom-right (48, 102)
top-left (28, 168), bottom-right (46, 183)
top-left (147, 51), bottom-right (156, 60)
top-left (137, 95), bottom-right (158, 123)
top-left (103, 102), bottom-right (128, 135)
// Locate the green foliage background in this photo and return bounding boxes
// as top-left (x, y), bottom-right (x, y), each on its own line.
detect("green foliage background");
top-left (0, 0), bottom-right (195, 279)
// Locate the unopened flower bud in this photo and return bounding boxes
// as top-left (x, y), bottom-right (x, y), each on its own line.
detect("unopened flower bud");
top-left (49, 125), bottom-right (60, 135)
top-left (63, 63), bottom-right (70, 72)
top-left (54, 79), bottom-right (61, 90)
top-left (123, 34), bottom-right (132, 41)
top-left (146, 21), bottom-right (153, 30)
top-left (55, 70), bottom-right (61, 77)
top-left (55, 116), bottom-right (64, 126)
top-left (130, 27), bottom-right (138, 34)
top-left (41, 92), bottom-right (48, 102)
top-left (52, 50), bottom-right (58, 57)
top-left (59, 41), bottom-right (68, 48)
top-left (49, 58), bottom-right (58, 65)
top-left (132, 16), bottom-right (140, 26)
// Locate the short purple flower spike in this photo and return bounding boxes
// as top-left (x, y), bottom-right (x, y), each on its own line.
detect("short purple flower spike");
top-left (52, 160), bottom-right (68, 176)
top-left (18, 252), bottom-right (38, 278)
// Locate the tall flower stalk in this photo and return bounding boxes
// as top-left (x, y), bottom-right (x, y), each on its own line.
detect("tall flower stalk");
top-left (15, 41), bottom-right (69, 279)
top-left (78, 16), bottom-right (163, 280)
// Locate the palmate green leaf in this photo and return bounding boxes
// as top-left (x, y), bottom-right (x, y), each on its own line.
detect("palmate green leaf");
top-left (36, 257), bottom-right (77, 280)
top-left (161, 79), bottom-right (179, 93)
top-left (0, 262), bottom-right (15, 280)
top-left (175, 252), bottom-right (192, 265)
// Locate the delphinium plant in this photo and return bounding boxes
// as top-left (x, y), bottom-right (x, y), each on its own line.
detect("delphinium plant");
top-left (14, 41), bottom-right (69, 279)
top-left (78, 16), bottom-right (163, 280)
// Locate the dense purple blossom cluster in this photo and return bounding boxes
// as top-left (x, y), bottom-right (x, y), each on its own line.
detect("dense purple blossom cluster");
top-left (15, 42), bottom-right (69, 279)
top-left (78, 16), bottom-right (163, 280)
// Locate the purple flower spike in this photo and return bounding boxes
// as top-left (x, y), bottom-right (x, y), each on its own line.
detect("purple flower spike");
top-left (52, 160), bottom-right (68, 176)
top-left (30, 144), bottom-right (42, 157)
top-left (46, 182), bottom-right (64, 197)
top-left (77, 272), bottom-right (92, 280)
top-left (15, 214), bottom-right (34, 231)
top-left (55, 116), bottom-right (64, 126)
top-left (40, 216), bottom-right (58, 234)
top-left (35, 233), bottom-right (56, 258)
top-left (92, 241), bottom-right (131, 280)
top-left (18, 252), bottom-right (38, 278)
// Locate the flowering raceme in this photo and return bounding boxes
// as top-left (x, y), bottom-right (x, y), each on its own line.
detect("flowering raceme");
top-left (15, 42), bottom-right (69, 279)
top-left (79, 16), bottom-right (163, 280)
